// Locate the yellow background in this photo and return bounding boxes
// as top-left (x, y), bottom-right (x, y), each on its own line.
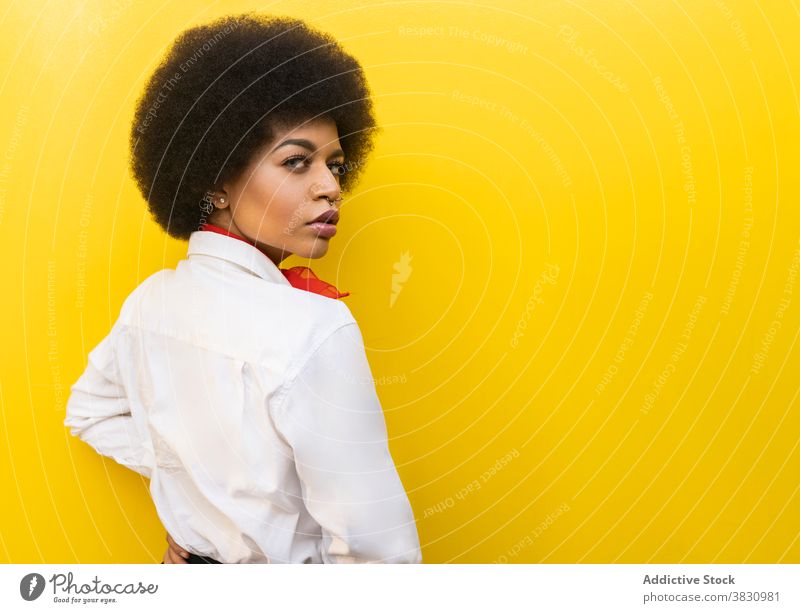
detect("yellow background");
top-left (1, 0), bottom-right (798, 563)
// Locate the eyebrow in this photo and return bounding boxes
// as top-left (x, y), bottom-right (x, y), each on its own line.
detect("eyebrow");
top-left (270, 138), bottom-right (344, 158)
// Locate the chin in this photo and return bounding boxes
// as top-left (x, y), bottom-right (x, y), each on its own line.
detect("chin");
top-left (296, 241), bottom-right (330, 259)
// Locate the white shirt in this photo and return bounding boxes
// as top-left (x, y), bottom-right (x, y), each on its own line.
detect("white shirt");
top-left (64, 230), bottom-right (422, 564)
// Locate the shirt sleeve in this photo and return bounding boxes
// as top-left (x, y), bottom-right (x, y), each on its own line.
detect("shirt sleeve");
top-left (270, 322), bottom-right (422, 564)
top-left (64, 323), bottom-right (154, 479)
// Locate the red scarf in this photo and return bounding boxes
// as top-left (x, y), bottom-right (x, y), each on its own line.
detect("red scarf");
top-left (199, 223), bottom-right (350, 300)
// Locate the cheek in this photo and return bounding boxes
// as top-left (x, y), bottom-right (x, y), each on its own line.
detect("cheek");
top-left (237, 169), bottom-right (299, 229)
top-left (262, 178), bottom-right (315, 230)
top-left (267, 185), bottom-right (307, 229)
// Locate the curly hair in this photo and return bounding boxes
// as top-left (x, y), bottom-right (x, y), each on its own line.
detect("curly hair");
top-left (128, 13), bottom-right (379, 240)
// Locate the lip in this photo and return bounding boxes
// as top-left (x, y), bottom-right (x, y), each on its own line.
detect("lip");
top-left (307, 209), bottom-right (339, 225)
top-left (307, 222), bottom-right (337, 238)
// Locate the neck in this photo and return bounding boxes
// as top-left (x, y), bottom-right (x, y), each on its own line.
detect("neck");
top-left (202, 219), bottom-right (290, 267)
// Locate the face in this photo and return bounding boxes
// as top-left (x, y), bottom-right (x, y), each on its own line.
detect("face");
top-left (207, 116), bottom-right (347, 266)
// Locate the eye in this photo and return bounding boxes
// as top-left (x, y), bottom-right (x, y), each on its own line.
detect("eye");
top-left (282, 156), bottom-right (347, 177)
top-left (282, 155), bottom-right (309, 169)
top-left (328, 161), bottom-right (348, 176)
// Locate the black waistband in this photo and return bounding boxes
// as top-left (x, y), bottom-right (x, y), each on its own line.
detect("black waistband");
top-left (186, 552), bottom-right (222, 564)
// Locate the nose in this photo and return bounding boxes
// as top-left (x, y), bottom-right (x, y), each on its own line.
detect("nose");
top-left (309, 166), bottom-right (342, 204)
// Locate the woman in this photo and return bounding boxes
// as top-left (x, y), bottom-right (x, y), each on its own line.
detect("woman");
top-left (64, 12), bottom-right (421, 564)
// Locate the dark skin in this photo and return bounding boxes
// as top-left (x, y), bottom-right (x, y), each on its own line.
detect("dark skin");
top-left (160, 118), bottom-right (345, 565)
top-left (163, 532), bottom-right (190, 564)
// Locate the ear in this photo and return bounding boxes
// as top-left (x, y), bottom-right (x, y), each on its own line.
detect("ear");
top-left (209, 189), bottom-right (230, 210)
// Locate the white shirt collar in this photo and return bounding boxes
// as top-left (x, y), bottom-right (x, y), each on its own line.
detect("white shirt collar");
top-left (186, 230), bottom-right (292, 286)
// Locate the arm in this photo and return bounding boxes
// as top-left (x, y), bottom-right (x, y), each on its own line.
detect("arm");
top-left (270, 322), bottom-right (422, 564)
top-left (64, 323), bottom-right (154, 479)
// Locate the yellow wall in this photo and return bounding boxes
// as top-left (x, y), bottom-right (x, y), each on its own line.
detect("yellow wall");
top-left (1, 0), bottom-right (797, 563)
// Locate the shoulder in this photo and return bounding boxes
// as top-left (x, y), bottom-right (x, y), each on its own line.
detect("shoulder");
top-left (263, 291), bottom-right (357, 372)
top-left (117, 268), bottom-right (175, 323)
top-left (112, 260), bottom-right (358, 368)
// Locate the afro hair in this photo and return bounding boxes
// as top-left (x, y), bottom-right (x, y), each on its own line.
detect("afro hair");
top-left (128, 12), bottom-right (378, 240)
